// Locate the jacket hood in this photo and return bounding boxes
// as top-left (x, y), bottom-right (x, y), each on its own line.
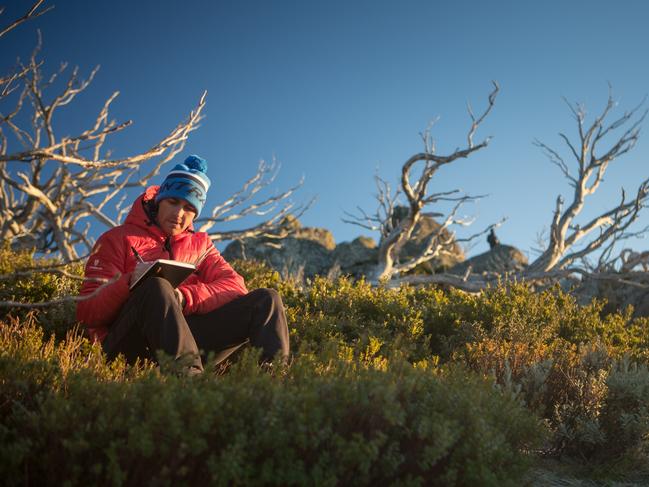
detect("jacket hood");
top-left (124, 185), bottom-right (195, 235)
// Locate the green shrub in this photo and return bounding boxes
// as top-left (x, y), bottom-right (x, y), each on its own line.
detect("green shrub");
top-left (0, 317), bottom-right (542, 486)
top-left (419, 282), bottom-right (649, 359)
top-left (600, 358), bottom-right (649, 457)
top-left (3, 251), bottom-right (649, 472)
top-left (231, 258), bottom-right (283, 291)
top-left (0, 247), bottom-right (82, 339)
top-left (286, 276), bottom-right (433, 363)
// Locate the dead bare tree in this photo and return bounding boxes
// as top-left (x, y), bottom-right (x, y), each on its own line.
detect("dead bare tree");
top-left (0, 32), bottom-right (207, 262)
top-left (0, 3), bottom-right (309, 266)
top-left (389, 88), bottom-right (649, 293)
top-left (526, 88), bottom-right (649, 278)
top-left (344, 82), bottom-right (502, 282)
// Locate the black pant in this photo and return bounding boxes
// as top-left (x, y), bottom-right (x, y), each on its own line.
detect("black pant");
top-left (102, 277), bottom-right (290, 372)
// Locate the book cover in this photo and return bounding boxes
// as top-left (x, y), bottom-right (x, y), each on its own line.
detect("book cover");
top-left (129, 259), bottom-right (196, 290)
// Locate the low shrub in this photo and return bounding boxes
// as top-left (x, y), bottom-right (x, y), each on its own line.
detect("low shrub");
top-left (0, 247), bottom-right (81, 339)
top-left (2, 251), bottom-right (649, 475)
top-left (600, 358), bottom-right (649, 457)
top-left (419, 282), bottom-right (649, 359)
top-left (287, 276), bottom-right (433, 363)
top-left (0, 318), bottom-right (542, 486)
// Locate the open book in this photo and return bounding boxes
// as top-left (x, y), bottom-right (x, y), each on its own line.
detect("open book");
top-left (129, 259), bottom-right (196, 290)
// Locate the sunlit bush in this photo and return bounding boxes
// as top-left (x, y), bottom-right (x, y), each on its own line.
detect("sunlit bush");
top-left (0, 246), bottom-right (81, 338)
top-left (2, 251), bottom-right (649, 478)
top-left (0, 316), bottom-right (541, 486)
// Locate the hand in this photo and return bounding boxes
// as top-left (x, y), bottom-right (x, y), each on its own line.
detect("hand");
top-left (174, 288), bottom-right (186, 308)
top-left (130, 261), bottom-right (152, 287)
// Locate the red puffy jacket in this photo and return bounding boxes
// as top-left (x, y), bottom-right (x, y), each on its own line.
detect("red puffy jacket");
top-left (76, 185), bottom-right (248, 343)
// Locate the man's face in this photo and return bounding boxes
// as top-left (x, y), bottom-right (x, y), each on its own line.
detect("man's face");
top-left (156, 197), bottom-right (197, 236)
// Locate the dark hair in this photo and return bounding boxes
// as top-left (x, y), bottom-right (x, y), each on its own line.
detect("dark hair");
top-left (142, 198), bottom-right (158, 226)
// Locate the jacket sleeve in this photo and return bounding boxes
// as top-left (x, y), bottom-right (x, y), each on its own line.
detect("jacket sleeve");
top-left (177, 245), bottom-right (248, 315)
top-left (76, 231), bottom-right (131, 329)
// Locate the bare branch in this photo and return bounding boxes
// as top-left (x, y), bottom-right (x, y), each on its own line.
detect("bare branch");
top-left (534, 139), bottom-right (576, 186)
top-left (467, 80), bottom-right (499, 148)
top-left (197, 157), bottom-right (311, 240)
top-left (0, 267), bottom-right (100, 282)
top-left (0, 0), bottom-right (53, 39)
top-left (343, 172), bottom-right (401, 239)
top-left (207, 196), bottom-right (316, 242)
top-left (388, 273), bottom-right (488, 293)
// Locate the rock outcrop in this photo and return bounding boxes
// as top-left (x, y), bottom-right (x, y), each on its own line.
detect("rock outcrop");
top-left (222, 216), bottom-right (336, 278)
top-left (221, 212), bottom-right (466, 279)
top-left (449, 244), bottom-right (528, 275)
top-left (330, 236), bottom-right (378, 278)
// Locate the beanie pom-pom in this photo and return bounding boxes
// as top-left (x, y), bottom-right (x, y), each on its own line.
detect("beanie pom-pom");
top-left (184, 155), bottom-right (208, 173)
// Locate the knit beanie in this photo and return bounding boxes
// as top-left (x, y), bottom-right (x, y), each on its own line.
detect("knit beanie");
top-left (155, 155), bottom-right (211, 216)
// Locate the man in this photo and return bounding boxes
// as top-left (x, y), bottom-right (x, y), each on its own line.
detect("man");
top-left (76, 155), bottom-right (289, 375)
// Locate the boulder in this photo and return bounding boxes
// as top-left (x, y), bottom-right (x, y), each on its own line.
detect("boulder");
top-left (273, 214), bottom-right (336, 251)
top-left (449, 244), bottom-right (528, 275)
top-left (223, 237), bottom-right (333, 278)
top-left (222, 217), bottom-right (335, 279)
top-left (332, 236), bottom-right (379, 278)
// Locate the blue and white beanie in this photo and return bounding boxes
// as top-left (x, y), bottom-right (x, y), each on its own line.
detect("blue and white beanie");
top-left (155, 155), bottom-right (211, 216)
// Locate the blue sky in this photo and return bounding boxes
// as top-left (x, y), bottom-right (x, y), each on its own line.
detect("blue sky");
top-left (3, 0), bottom-right (649, 260)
